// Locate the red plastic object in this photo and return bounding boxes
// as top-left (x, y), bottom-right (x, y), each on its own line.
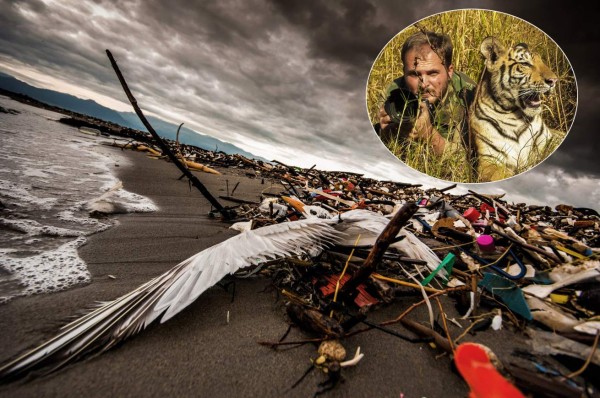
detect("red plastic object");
top-left (480, 203), bottom-right (496, 214)
top-left (352, 200), bottom-right (367, 209)
top-left (455, 343), bottom-right (525, 398)
top-left (463, 207), bottom-right (481, 222)
top-left (314, 189), bottom-right (342, 201)
top-left (315, 275), bottom-right (378, 308)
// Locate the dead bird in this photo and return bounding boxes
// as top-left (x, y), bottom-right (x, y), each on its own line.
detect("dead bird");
top-left (0, 208), bottom-right (441, 382)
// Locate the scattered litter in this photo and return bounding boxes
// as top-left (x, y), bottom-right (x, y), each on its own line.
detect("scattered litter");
top-left (25, 115), bottom-right (600, 395)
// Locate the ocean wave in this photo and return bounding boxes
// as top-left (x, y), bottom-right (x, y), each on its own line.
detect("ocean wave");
top-left (0, 96), bottom-right (157, 302)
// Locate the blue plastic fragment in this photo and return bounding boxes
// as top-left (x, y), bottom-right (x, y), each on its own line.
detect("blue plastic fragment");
top-left (478, 273), bottom-right (532, 320)
top-left (534, 362), bottom-right (581, 388)
top-left (414, 216), bottom-right (432, 232)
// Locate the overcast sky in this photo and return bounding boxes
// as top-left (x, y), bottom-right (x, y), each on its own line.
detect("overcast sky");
top-left (1, 0), bottom-right (598, 209)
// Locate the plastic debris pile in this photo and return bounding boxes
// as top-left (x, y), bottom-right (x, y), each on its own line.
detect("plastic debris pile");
top-left (88, 122), bottom-right (600, 396)
top-left (215, 157), bottom-right (599, 397)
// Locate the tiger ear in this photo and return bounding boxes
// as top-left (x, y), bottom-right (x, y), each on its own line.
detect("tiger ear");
top-left (480, 36), bottom-right (506, 68)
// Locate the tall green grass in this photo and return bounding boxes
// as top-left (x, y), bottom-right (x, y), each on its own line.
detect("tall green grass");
top-left (366, 9), bottom-right (577, 183)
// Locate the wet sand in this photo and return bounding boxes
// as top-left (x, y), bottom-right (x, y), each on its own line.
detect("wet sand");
top-left (0, 147), bottom-right (533, 397)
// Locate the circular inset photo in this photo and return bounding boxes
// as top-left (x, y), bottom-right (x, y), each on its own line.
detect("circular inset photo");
top-left (367, 9), bottom-right (577, 183)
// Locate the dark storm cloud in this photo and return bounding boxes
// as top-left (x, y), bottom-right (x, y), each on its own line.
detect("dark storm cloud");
top-left (267, 0), bottom-right (446, 84)
top-left (484, 162), bottom-right (600, 209)
top-left (542, 78), bottom-right (600, 178)
top-left (0, 0), bottom-right (400, 176)
top-left (0, 1), bottom-right (133, 87)
top-left (268, 1), bottom-right (389, 70)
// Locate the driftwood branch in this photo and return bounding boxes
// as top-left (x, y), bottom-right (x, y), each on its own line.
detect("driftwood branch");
top-left (341, 202), bottom-right (418, 297)
top-left (438, 183), bottom-right (457, 193)
top-left (491, 222), bottom-right (562, 264)
top-left (105, 50), bottom-right (233, 219)
top-left (175, 122), bottom-right (184, 146)
top-left (400, 318), bottom-right (453, 353)
top-left (467, 190), bottom-right (509, 218)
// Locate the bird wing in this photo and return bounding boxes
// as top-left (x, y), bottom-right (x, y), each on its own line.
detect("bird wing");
top-left (332, 210), bottom-right (442, 274)
top-left (0, 218), bottom-right (341, 382)
top-left (331, 210), bottom-right (390, 245)
top-left (0, 208), bottom-right (441, 382)
top-left (155, 218), bottom-right (341, 322)
top-left (394, 230), bottom-right (443, 275)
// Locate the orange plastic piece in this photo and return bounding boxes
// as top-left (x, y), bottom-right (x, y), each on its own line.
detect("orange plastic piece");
top-left (454, 343), bottom-right (525, 398)
top-left (281, 196), bottom-right (306, 214)
top-left (316, 275), bottom-right (378, 308)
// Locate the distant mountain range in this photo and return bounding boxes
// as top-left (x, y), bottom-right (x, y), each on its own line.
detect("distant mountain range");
top-left (0, 72), bottom-right (267, 161)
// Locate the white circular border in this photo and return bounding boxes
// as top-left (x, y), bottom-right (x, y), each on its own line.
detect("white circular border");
top-left (365, 8), bottom-right (579, 185)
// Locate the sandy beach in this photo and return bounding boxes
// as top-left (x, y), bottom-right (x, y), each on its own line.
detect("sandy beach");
top-left (0, 147), bottom-right (538, 397)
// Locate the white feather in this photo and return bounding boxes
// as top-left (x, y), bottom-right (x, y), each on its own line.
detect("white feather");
top-left (330, 211), bottom-right (442, 275)
top-left (155, 219), bottom-right (341, 322)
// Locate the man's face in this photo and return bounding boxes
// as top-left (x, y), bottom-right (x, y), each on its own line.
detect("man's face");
top-left (403, 45), bottom-right (453, 104)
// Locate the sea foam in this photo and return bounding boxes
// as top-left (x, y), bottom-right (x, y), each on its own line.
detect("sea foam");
top-left (0, 237), bottom-right (90, 302)
top-left (0, 96), bottom-right (157, 302)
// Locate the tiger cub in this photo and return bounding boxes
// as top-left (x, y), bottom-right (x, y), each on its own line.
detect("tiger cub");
top-left (469, 37), bottom-right (560, 182)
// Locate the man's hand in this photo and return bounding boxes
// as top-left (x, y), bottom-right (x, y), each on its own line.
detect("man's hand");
top-left (410, 100), bottom-right (446, 155)
top-left (410, 100), bottom-right (434, 140)
top-left (378, 105), bottom-right (391, 131)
